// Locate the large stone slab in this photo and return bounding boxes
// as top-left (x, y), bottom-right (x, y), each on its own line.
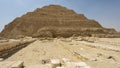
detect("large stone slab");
top-left (50, 59), bottom-right (61, 68)
top-left (0, 61), bottom-right (24, 68)
top-left (65, 62), bottom-right (90, 68)
top-left (11, 61), bottom-right (24, 68)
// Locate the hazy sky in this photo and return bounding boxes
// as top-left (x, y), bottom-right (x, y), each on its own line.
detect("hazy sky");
top-left (0, 0), bottom-right (120, 32)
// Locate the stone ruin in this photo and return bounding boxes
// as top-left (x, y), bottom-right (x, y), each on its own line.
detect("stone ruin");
top-left (46, 58), bottom-right (90, 68)
top-left (0, 5), bottom-right (118, 38)
top-left (0, 58), bottom-right (90, 68)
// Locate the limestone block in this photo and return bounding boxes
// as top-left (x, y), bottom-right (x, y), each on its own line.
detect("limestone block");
top-left (0, 61), bottom-right (18, 68)
top-left (11, 61), bottom-right (24, 68)
top-left (50, 59), bottom-right (61, 68)
top-left (40, 64), bottom-right (52, 68)
top-left (65, 62), bottom-right (90, 68)
top-left (0, 58), bottom-right (4, 61)
top-left (46, 64), bottom-right (53, 68)
top-left (56, 67), bottom-right (64, 68)
top-left (62, 58), bottom-right (71, 63)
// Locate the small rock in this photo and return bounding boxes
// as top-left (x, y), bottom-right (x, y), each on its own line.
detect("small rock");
top-left (0, 58), bottom-right (4, 61)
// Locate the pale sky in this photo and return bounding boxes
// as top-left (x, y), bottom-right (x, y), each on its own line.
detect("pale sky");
top-left (0, 0), bottom-right (120, 32)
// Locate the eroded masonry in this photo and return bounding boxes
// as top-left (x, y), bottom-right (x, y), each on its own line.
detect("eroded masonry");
top-left (0, 5), bottom-right (119, 38)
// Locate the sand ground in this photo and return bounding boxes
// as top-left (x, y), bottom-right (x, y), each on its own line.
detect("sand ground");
top-left (3, 38), bottom-right (120, 68)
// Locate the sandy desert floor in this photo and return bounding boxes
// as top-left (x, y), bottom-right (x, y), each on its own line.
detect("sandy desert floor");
top-left (3, 38), bottom-right (120, 68)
